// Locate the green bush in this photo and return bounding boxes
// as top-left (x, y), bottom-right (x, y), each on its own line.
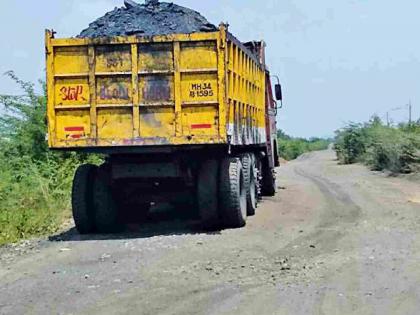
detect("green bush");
top-left (277, 130), bottom-right (331, 161)
top-left (334, 123), bottom-right (367, 164)
top-left (334, 117), bottom-right (420, 174)
top-left (0, 72), bottom-right (101, 245)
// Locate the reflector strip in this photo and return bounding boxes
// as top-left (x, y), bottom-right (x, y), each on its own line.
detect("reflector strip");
top-left (65, 126), bottom-right (85, 132)
top-left (191, 124), bottom-right (212, 129)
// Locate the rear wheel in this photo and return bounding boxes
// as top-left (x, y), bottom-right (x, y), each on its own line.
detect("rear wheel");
top-left (198, 160), bottom-right (220, 230)
top-left (72, 164), bottom-right (97, 234)
top-left (242, 154), bottom-right (257, 216)
top-left (219, 158), bottom-right (247, 228)
top-left (93, 165), bottom-right (123, 233)
top-left (255, 156), bottom-right (263, 201)
top-left (261, 158), bottom-right (277, 197)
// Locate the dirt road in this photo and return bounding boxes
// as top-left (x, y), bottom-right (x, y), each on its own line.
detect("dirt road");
top-left (1, 149), bottom-right (420, 315)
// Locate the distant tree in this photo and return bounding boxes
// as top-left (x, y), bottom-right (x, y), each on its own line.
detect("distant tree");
top-left (277, 129), bottom-right (330, 160)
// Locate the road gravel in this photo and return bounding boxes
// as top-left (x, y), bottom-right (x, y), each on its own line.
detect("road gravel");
top-left (1, 149), bottom-right (420, 314)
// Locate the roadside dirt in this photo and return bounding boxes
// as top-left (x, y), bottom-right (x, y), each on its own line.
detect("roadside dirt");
top-left (1, 149), bottom-right (420, 315)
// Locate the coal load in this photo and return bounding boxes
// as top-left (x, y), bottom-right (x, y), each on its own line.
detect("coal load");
top-left (78, 0), bottom-right (217, 38)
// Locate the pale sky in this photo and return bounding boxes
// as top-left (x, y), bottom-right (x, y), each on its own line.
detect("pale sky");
top-left (0, 0), bottom-right (419, 138)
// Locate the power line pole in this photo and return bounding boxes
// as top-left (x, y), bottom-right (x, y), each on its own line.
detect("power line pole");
top-left (386, 111), bottom-right (390, 127)
top-left (408, 100), bottom-right (412, 126)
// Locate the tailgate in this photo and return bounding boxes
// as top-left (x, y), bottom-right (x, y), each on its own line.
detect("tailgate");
top-left (46, 29), bottom-right (227, 149)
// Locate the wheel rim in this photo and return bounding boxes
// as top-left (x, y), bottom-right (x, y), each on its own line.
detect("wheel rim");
top-left (239, 169), bottom-right (247, 219)
top-left (249, 174), bottom-right (257, 209)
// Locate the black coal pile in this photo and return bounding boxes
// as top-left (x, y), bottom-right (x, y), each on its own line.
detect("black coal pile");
top-left (78, 0), bottom-right (217, 38)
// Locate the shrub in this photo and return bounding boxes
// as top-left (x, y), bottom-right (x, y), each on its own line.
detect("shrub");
top-left (277, 130), bottom-right (331, 161)
top-left (0, 72), bottom-right (101, 245)
top-left (334, 123), bottom-right (367, 164)
top-left (334, 117), bottom-right (420, 174)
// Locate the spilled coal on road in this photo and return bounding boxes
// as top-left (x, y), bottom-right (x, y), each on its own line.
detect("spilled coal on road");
top-left (78, 0), bottom-right (217, 38)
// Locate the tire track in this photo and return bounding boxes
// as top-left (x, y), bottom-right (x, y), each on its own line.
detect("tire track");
top-left (272, 165), bottom-right (362, 261)
top-left (294, 166), bottom-right (362, 228)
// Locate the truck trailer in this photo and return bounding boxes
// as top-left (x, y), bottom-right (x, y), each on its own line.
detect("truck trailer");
top-left (45, 23), bottom-right (282, 234)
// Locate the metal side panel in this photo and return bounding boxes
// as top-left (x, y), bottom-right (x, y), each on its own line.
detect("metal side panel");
top-left (46, 29), bottom-right (228, 149)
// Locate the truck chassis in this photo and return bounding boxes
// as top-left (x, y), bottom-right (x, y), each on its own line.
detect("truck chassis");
top-left (72, 146), bottom-right (277, 233)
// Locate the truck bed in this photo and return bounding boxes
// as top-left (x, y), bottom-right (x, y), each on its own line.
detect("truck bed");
top-left (45, 25), bottom-right (267, 151)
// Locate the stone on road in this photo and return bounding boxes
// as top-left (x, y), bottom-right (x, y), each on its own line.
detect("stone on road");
top-left (1, 149), bottom-right (420, 314)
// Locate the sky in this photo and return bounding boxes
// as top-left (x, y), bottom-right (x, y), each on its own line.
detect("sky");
top-left (0, 0), bottom-right (419, 138)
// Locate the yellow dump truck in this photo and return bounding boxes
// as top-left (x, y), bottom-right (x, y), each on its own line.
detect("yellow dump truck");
top-left (46, 24), bottom-right (282, 233)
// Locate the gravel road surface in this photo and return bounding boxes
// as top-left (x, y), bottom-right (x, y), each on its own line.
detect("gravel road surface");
top-left (1, 149), bottom-right (420, 315)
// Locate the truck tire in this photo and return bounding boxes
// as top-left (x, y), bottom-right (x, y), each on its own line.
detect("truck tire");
top-left (255, 156), bottom-right (263, 201)
top-left (198, 160), bottom-right (220, 230)
top-left (251, 154), bottom-right (262, 201)
top-left (219, 158), bottom-right (247, 228)
top-left (72, 164), bottom-right (97, 234)
top-left (242, 154), bottom-right (257, 216)
top-left (93, 165), bottom-right (123, 233)
top-left (261, 159), bottom-right (277, 197)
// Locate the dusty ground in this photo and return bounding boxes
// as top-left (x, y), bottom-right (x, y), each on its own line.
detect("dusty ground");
top-left (1, 149), bottom-right (420, 315)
